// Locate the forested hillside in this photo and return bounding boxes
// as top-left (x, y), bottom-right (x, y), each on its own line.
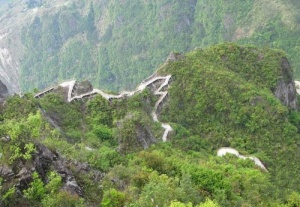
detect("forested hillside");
top-left (1, 44), bottom-right (300, 206)
top-left (1, 0), bottom-right (300, 93)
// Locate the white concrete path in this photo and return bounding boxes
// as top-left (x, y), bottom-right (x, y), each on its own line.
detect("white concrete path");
top-left (217, 147), bottom-right (268, 171)
top-left (36, 74), bottom-right (173, 142)
top-left (294, 81), bottom-right (300, 95)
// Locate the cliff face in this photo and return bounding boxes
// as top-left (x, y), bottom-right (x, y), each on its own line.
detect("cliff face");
top-left (0, 79), bottom-right (8, 102)
top-left (273, 58), bottom-right (298, 110)
top-left (0, 143), bottom-right (103, 206)
top-left (0, 37), bottom-right (20, 94)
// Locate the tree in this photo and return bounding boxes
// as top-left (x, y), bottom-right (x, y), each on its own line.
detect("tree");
top-left (169, 201), bottom-right (193, 207)
top-left (23, 172), bottom-right (46, 203)
top-left (198, 199), bottom-right (220, 207)
top-left (101, 188), bottom-right (126, 207)
top-left (284, 192), bottom-right (300, 207)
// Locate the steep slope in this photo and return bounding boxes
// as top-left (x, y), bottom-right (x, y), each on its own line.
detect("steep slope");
top-left (1, 43), bottom-right (300, 206)
top-left (159, 43), bottom-right (300, 194)
top-left (1, 0), bottom-right (300, 94)
top-left (34, 74), bottom-right (173, 143)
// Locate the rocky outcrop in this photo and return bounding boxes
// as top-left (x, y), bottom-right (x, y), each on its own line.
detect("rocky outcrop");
top-left (72, 80), bottom-right (93, 96)
top-left (34, 80), bottom-right (93, 101)
top-left (0, 165), bottom-right (14, 181)
top-left (0, 79), bottom-right (8, 102)
top-left (0, 143), bottom-right (103, 198)
top-left (273, 57), bottom-right (297, 109)
top-left (116, 113), bottom-right (157, 154)
top-left (135, 124), bottom-right (157, 149)
top-left (166, 52), bottom-right (184, 62)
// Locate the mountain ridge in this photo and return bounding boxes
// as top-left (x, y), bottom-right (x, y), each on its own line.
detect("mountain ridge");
top-left (34, 73), bottom-right (174, 142)
top-left (1, 43), bottom-right (300, 206)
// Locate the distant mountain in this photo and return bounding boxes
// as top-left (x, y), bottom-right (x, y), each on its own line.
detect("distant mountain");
top-left (1, 0), bottom-right (300, 94)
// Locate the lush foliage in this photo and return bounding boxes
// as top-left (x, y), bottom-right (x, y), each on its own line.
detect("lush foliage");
top-left (14, 0), bottom-right (300, 93)
top-left (160, 43), bottom-right (300, 196)
top-left (1, 44), bottom-right (300, 206)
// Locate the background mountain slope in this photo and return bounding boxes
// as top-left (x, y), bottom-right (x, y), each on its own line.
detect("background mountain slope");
top-left (1, 0), bottom-right (300, 94)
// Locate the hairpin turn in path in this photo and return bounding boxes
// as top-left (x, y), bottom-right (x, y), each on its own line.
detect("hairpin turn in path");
top-left (35, 74), bottom-right (173, 142)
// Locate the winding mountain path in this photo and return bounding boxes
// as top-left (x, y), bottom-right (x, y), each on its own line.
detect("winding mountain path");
top-left (36, 77), bottom-right (300, 168)
top-left (217, 147), bottom-right (268, 171)
top-left (35, 74), bottom-right (173, 142)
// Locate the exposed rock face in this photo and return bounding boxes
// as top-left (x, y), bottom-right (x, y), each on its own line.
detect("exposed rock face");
top-left (0, 165), bottom-right (14, 181)
top-left (135, 124), bottom-right (157, 149)
top-left (37, 80), bottom-right (94, 102)
top-left (117, 113), bottom-right (157, 154)
top-left (73, 80), bottom-right (93, 95)
top-left (273, 58), bottom-right (297, 110)
top-left (0, 144), bottom-right (103, 198)
top-left (0, 79), bottom-right (8, 102)
top-left (166, 52), bottom-right (184, 62)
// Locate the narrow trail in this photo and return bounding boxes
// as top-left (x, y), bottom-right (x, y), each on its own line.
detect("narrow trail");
top-left (35, 74), bottom-right (173, 142)
top-left (217, 147), bottom-right (268, 171)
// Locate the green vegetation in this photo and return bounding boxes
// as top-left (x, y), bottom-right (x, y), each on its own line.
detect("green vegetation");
top-left (1, 43), bottom-right (300, 206)
top-left (160, 43), bottom-right (300, 194)
top-left (16, 0), bottom-right (300, 93)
